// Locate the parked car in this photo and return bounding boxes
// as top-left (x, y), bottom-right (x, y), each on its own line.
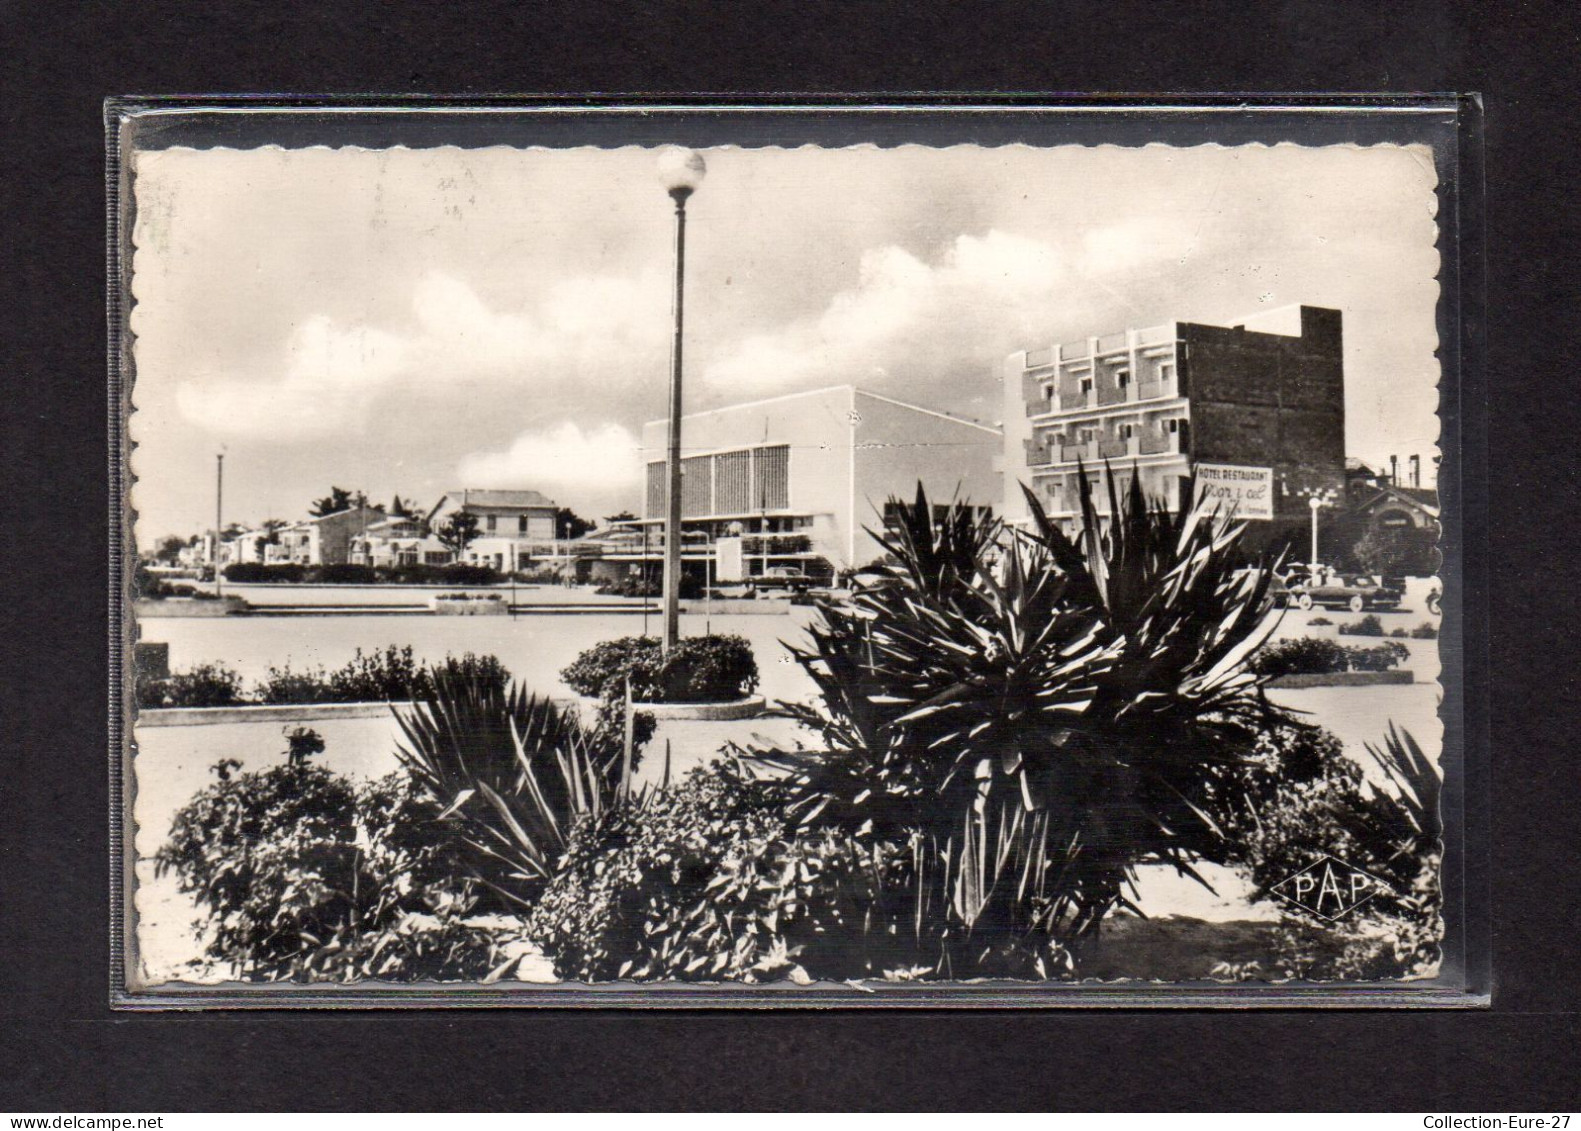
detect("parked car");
top-left (752, 566), bottom-right (815, 592)
top-left (1290, 571), bottom-right (1403, 613)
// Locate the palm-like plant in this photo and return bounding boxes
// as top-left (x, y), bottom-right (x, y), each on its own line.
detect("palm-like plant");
top-left (751, 469), bottom-right (1286, 975)
top-left (394, 660), bottom-right (628, 910)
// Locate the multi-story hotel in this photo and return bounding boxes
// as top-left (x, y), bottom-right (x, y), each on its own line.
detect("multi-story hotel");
top-left (1001, 304), bottom-right (1347, 547)
top-left (599, 385), bottom-right (1001, 583)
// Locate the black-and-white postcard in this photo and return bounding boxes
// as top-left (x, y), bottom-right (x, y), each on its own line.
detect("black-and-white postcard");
top-left (114, 103), bottom-right (1475, 1005)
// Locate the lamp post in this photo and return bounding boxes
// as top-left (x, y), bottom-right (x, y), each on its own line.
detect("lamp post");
top-left (656, 147), bottom-right (706, 655)
top-left (1300, 487), bottom-right (1337, 572)
top-left (214, 453), bottom-right (225, 599)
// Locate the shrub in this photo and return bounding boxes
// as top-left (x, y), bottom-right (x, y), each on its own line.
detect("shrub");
top-left (1345, 641), bottom-right (1411, 672)
top-left (1338, 613), bottom-right (1386, 637)
top-left (529, 769), bottom-right (924, 983)
top-left (560, 635), bottom-right (759, 704)
top-left (1209, 724), bottom-right (1442, 980)
top-left (254, 650), bottom-right (510, 705)
top-left (223, 562), bottom-right (306, 583)
top-left (510, 568), bottom-right (562, 584)
top-left (1250, 637), bottom-right (1349, 678)
top-left (434, 591), bottom-right (504, 601)
top-left (1411, 621), bottom-right (1438, 640)
top-left (134, 563), bottom-right (217, 600)
top-left (746, 476), bottom-right (1287, 974)
top-left (1249, 638), bottom-right (1410, 679)
top-left (1307, 616), bottom-right (1333, 627)
top-left (1391, 627), bottom-right (1409, 638)
top-left (314, 563), bottom-right (377, 584)
top-left (395, 661), bottom-right (646, 909)
top-left (256, 663), bottom-right (334, 705)
top-left (136, 663), bottom-right (247, 709)
top-left (154, 750), bottom-right (504, 981)
top-left (378, 563), bottom-right (501, 586)
top-left (595, 575), bottom-right (703, 600)
top-left (326, 645), bottom-right (428, 703)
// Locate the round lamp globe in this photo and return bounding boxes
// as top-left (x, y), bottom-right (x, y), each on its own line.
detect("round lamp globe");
top-left (655, 147), bottom-right (706, 198)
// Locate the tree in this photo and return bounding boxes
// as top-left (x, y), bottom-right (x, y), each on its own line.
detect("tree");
top-left (389, 495), bottom-right (417, 519)
top-left (310, 487), bottom-right (356, 517)
top-left (153, 535), bottom-right (186, 564)
top-left (1353, 522), bottom-right (1439, 578)
top-left (603, 510), bottom-right (638, 526)
top-left (556, 507), bottom-right (595, 540)
top-left (435, 511), bottom-right (481, 555)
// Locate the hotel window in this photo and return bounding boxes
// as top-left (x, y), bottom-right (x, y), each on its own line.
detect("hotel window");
top-left (1165, 418), bottom-right (1180, 434)
top-left (1158, 360), bottom-right (1176, 385)
top-left (1041, 382), bottom-right (1054, 401)
top-left (1118, 423), bottom-right (1135, 442)
top-left (486, 515), bottom-right (497, 533)
top-left (1079, 376), bottom-right (1093, 396)
top-left (518, 515), bottom-right (529, 535)
top-left (1115, 367), bottom-right (1130, 389)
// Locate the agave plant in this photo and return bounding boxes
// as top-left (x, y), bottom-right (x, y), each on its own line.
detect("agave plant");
top-left (394, 659), bottom-right (632, 909)
top-left (750, 468), bottom-right (1287, 975)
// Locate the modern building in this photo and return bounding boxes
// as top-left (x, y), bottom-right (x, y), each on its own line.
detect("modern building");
top-left (1001, 304), bottom-right (1347, 549)
top-left (613, 385), bottom-right (1001, 583)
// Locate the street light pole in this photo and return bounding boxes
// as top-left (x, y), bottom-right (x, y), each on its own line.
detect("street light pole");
top-left (215, 452), bottom-right (225, 599)
top-left (657, 148), bottom-right (706, 655)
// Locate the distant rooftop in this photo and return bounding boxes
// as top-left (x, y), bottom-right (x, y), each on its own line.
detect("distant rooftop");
top-left (442, 489), bottom-right (557, 509)
top-left (646, 384), bottom-right (1000, 434)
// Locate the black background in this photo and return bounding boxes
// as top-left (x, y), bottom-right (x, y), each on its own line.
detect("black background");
top-left (2, 0), bottom-right (1575, 1112)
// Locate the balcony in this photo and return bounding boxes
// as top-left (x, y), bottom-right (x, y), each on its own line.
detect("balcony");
top-left (742, 533), bottom-right (813, 555)
top-left (1024, 394), bottom-right (1053, 418)
top-left (1097, 438), bottom-right (1129, 460)
top-left (1137, 376), bottom-right (1177, 401)
top-left (1138, 428), bottom-right (1172, 456)
top-left (1096, 379), bottom-right (1128, 407)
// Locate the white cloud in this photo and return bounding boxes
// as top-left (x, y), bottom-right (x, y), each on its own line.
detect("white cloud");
top-left (175, 316), bottom-right (409, 438)
top-left (176, 271), bottom-right (669, 440)
top-left (456, 421), bottom-right (643, 515)
top-left (700, 229), bottom-right (1073, 396)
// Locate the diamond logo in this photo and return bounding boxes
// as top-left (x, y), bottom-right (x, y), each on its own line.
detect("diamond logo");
top-left (1269, 855), bottom-right (1391, 921)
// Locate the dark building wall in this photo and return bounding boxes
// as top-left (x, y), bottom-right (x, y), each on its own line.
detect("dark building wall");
top-left (1181, 306), bottom-right (1346, 530)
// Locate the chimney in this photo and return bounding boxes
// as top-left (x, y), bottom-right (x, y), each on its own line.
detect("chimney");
top-left (1408, 454), bottom-right (1421, 488)
top-left (1389, 455), bottom-right (1399, 485)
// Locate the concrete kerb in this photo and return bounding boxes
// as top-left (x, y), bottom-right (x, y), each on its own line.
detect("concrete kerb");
top-left (137, 702), bottom-right (414, 728)
top-left (137, 695), bottom-right (769, 727)
top-left (1265, 670), bottom-right (1414, 689)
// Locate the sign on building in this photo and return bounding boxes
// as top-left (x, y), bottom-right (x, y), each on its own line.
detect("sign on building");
top-left (1193, 462), bottom-right (1274, 521)
top-left (714, 536), bottom-right (745, 582)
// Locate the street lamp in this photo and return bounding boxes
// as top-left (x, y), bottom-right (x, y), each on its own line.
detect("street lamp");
top-left (1300, 487), bottom-right (1338, 572)
top-left (656, 146), bottom-right (706, 655)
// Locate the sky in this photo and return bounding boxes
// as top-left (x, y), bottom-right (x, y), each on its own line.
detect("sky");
top-left (128, 142), bottom-right (1441, 539)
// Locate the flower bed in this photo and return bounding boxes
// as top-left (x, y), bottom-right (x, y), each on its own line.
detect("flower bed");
top-left (430, 592), bottom-right (507, 616)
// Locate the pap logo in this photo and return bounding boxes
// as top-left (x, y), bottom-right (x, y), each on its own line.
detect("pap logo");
top-left (1270, 855), bottom-right (1391, 921)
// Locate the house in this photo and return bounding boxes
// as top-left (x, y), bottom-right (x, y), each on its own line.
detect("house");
top-left (428, 489), bottom-right (561, 573)
top-left (348, 514), bottom-right (435, 568)
top-left (272, 504), bottom-right (387, 567)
